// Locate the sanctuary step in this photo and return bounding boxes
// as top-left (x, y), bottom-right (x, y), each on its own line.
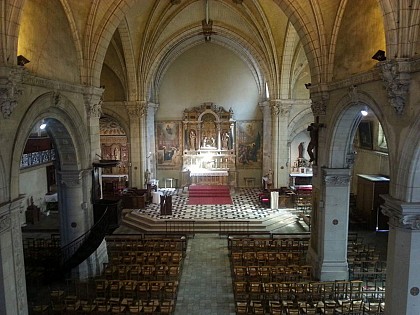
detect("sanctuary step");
top-left (121, 209), bottom-right (299, 234)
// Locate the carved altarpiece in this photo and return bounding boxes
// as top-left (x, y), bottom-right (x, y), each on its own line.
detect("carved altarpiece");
top-left (181, 103), bottom-right (237, 187)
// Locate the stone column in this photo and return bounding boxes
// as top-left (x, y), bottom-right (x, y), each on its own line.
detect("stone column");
top-left (259, 101), bottom-right (272, 178)
top-left (0, 198), bottom-right (28, 315)
top-left (57, 169), bottom-right (97, 279)
top-left (309, 168), bottom-right (351, 281)
top-left (269, 99), bottom-right (291, 188)
top-left (146, 102), bottom-right (159, 179)
top-left (381, 195), bottom-right (420, 315)
top-left (84, 87), bottom-right (104, 161)
top-left (125, 102), bottom-right (143, 188)
top-left (270, 100), bottom-right (280, 188)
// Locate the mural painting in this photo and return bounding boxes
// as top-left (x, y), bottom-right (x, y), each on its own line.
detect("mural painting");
top-left (236, 120), bottom-right (262, 169)
top-left (156, 121), bottom-right (182, 169)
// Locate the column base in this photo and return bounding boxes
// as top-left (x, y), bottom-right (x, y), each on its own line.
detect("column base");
top-left (319, 260), bottom-right (349, 281)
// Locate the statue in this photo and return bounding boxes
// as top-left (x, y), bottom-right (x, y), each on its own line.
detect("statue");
top-left (189, 129), bottom-right (196, 150)
top-left (307, 122), bottom-right (324, 164)
top-left (144, 169), bottom-right (151, 185)
top-left (298, 142), bottom-right (305, 159)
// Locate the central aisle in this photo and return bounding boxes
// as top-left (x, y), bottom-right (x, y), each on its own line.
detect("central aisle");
top-left (174, 234), bottom-right (235, 315)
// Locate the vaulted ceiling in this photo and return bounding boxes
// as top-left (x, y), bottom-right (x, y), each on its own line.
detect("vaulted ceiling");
top-left (10, 0), bottom-right (401, 102)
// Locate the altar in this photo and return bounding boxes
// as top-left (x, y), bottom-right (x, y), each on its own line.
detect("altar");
top-left (180, 103), bottom-right (237, 187)
top-left (189, 169), bottom-right (229, 185)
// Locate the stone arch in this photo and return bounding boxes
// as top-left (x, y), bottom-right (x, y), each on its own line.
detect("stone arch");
top-left (327, 92), bottom-right (389, 169)
top-left (0, 155), bottom-right (8, 204)
top-left (288, 106), bottom-right (313, 142)
top-left (100, 109), bottom-right (130, 139)
top-left (393, 112), bottom-right (420, 202)
top-left (10, 92), bottom-right (89, 199)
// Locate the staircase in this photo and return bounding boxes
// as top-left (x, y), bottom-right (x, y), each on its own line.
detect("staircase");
top-left (46, 200), bottom-right (121, 282)
top-left (121, 208), bottom-right (297, 235)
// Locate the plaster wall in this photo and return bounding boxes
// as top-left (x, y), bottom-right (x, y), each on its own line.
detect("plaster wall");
top-left (18, 0), bottom-right (80, 84)
top-left (158, 43), bottom-right (260, 121)
top-left (19, 166), bottom-right (49, 212)
top-left (351, 149), bottom-right (389, 194)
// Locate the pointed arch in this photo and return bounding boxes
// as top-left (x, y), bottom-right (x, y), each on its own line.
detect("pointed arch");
top-left (10, 92), bottom-right (89, 198)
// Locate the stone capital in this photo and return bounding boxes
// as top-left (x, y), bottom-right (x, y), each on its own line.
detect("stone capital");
top-left (58, 170), bottom-right (84, 188)
top-left (381, 195), bottom-right (420, 230)
top-left (378, 59), bottom-right (411, 114)
top-left (0, 66), bottom-right (25, 118)
top-left (310, 91), bottom-right (329, 116)
top-left (322, 168), bottom-right (351, 186)
top-left (84, 87), bottom-right (104, 118)
top-left (125, 101), bottom-right (146, 118)
top-left (270, 99), bottom-right (291, 117)
top-left (0, 198), bottom-right (25, 234)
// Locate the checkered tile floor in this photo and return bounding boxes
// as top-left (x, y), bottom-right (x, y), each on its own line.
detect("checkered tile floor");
top-left (135, 188), bottom-right (292, 220)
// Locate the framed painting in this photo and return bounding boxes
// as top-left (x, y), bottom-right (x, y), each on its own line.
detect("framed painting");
top-left (156, 121), bottom-right (182, 169)
top-left (358, 121), bottom-right (373, 149)
top-left (236, 120), bottom-right (263, 169)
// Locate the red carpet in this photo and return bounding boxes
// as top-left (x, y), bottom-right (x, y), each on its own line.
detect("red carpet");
top-left (188, 185), bottom-right (232, 205)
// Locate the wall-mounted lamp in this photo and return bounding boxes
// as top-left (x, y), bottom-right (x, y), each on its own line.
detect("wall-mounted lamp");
top-left (17, 55), bottom-right (30, 66)
top-left (304, 83), bottom-right (312, 89)
top-left (372, 50), bottom-right (386, 61)
top-left (361, 109), bottom-right (368, 117)
top-left (39, 120), bottom-right (47, 130)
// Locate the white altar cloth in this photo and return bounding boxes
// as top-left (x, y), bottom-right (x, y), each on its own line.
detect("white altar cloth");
top-left (190, 169), bottom-right (228, 177)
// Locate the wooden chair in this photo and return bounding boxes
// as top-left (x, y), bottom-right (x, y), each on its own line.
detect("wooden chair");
top-left (31, 305), bottom-right (49, 315)
top-left (235, 301), bottom-right (248, 315)
top-left (127, 303), bottom-right (143, 315)
top-left (269, 300), bottom-right (282, 315)
top-left (159, 300), bottom-right (175, 315)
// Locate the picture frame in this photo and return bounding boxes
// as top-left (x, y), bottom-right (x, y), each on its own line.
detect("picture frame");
top-left (358, 121), bottom-right (373, 149)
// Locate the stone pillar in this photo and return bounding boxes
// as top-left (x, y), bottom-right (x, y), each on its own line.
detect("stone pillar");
top-left (57, 169), bottom-right (97, 279)
top-left (0, 198), bottom-right (28, 315)
top-left (84, 87), bottom-right (104, 161)
top-left (381, 195), bottom-right (420, 315)
top-left (309, 168), bottom-right (351, 281)
top-left (259, 101), bottom-right (272, 178)
top-left (146, 102), bottom-right (159, 180)
top-left (270, 99), bottom-right (291, 188)
top-left (270, 100), bottom-right (280, 188)
top-left (125, 102), bottom-right (144, 188)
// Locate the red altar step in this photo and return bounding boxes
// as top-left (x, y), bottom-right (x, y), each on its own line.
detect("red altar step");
top-left (188, 185), bottom-right (232, 205)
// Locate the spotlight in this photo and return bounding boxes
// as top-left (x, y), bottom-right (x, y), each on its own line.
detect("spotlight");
top-left (361, 110), bottom-right (368, 117)
top-left (17, 55), bottom-right (30, 66)
top-left (304, 83), bottom-right (312, 89)
top-left (40, 122), bottom-right (47, 130)
top-left (372, 50), bottom-right (386, 61)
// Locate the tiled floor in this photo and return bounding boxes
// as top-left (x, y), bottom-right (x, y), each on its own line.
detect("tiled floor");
top-left (132, 187), bottom-right (292, 220)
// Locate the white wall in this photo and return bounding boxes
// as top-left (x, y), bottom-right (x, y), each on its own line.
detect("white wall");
top-left (19, 166), bottom-right (48, 211)
top-left (158, 43), bottom-right (260, 121)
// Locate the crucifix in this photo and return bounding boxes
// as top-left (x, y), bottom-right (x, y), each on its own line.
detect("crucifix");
top-left (307, 116), bottom-right (325, 165)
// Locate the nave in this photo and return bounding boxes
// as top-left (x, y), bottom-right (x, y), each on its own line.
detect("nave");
top-left (25, 211), bottom-right (387, 314)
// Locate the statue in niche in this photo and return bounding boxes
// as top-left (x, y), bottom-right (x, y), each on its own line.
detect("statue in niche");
top-left (222, 131), bottom-right (229, 149)
top-left (189, 129), bottom-right (196, 150)
top-left (298, 142), bottom-right (305, 159)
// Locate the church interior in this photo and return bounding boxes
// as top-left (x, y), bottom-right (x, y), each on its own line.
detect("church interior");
top-left (0, 0), bottom-right (419, 314)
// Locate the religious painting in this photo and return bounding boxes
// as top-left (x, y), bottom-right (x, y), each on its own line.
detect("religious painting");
top-left (156, 121), bottom-right (182, 169)
top-left (358, 121), bottom-right (373, 150)
top-left (236, 120), bottom-right (263, 169)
